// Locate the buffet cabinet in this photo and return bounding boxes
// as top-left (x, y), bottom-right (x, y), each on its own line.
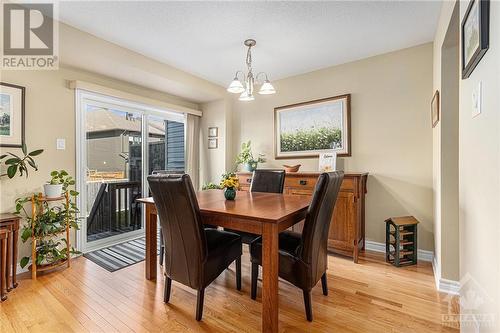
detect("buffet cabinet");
top-left (237, 171), bottom-right (368, 263)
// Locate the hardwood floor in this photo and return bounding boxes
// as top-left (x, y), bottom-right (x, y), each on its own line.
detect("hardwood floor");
top-left (0, 250), bottom-right (459, 332)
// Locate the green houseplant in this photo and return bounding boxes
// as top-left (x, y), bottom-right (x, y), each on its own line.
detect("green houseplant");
top-left (15, 170), bottom-right (81, 272)
top-left (235, 140), bottom-right (266, 172)
top-left (44, 170), bottom-right (75, 198)
top-left (0, 143), bottom-right (43, 178)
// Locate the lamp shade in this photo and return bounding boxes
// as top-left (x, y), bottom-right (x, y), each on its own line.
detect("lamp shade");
top-left (239, 91), bottom-right (255, 101)
top-left (227, 79), bottom-right (245, 93)
top-left (258, 80), bottom-right (276, 95)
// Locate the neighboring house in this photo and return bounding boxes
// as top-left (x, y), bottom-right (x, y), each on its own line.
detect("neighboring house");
top-left (86, 108), bottom-right (184, 181)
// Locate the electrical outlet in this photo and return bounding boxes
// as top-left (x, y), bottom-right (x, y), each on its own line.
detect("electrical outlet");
top-left (56, 138), bottom-right (66, 150)
top-left (472, 81), bottom-right (482, 118)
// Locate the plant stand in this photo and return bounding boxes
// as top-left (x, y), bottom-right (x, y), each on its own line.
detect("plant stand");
top-left (29, 192), bottom-right (71, 280)
top-left (385, 216), bottom-right (419, 267)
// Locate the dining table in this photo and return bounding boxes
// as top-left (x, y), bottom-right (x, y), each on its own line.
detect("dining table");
top-left (137, 189), bottom-right (312, 333)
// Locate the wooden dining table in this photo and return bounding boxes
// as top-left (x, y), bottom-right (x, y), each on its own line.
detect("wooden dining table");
top-left (137, 189), bottom-right (311, 333)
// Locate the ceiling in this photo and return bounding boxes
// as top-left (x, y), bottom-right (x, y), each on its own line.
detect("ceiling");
top-left (58, 1), bottom-right (441, 88)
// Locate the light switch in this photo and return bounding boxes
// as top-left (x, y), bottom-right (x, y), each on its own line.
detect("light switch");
top-left (472, 81), bottom-right (482, 118)
top-left (56, 138), bottom-right (66, 150)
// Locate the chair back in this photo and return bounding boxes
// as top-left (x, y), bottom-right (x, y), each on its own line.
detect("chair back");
top-left (299, 172), bottom-right (344, 279)
top-left (250, 169), bottom-right (286, 193)
top-left (147, 174), bottom-right (207, 289)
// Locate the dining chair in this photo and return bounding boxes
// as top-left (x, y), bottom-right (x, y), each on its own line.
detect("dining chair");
top-left (147, 174), bottom-right (242, 321)
top-left (249, 171), bottom-right (344, 321)
top-left (151, 170), bottom-right (185, 267)
top-left (227, 169), bottom-right (286, 244)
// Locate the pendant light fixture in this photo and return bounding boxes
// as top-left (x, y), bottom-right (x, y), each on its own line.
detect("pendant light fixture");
top-left (227, 39), bottom-right (276, 101)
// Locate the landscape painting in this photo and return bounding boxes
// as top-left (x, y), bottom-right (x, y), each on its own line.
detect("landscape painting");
top-left (275, 94), bottom-right (351, 158)
top-left (0, 83), bottom-right (25, 147)
top-left (0, 94), bottom-right (11, 136)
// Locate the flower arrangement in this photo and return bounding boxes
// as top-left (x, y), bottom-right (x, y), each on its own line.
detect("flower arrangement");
top-left (220, 173), bottom-right (239, 190)
top-left (220, 172), bottom-right (239, 200)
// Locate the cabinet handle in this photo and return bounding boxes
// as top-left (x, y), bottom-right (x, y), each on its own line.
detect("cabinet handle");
top-left (299, 180), bottom-right (307, 186)
top-left (246, 178), bottom-right (252, 183)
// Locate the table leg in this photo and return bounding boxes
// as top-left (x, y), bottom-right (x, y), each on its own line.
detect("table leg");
top-left (145, 204), bottom-right (157, 280)
top-left (262, 223), bottom-right (279, 333)
top-left (12, 227), bottom-right (18, 288)
top-left (6, 228), bottom-right (12, 291)
top-left (1, 237), bottom-right (6, 301)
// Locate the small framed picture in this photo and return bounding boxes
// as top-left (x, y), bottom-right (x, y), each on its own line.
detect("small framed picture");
top-left (431, 90), bottom-right (440, 128)
top-left (461, 0), bottom-right (489, 79)
top-left (208, 127), bottom-right (218, 137)
top-left (208, 138), bottom-right (218, 149)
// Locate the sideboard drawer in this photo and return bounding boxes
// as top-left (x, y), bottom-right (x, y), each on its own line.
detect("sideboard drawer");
top-left (285, 176), bottom-right (318, 190)
top-left (340, 177), bottom-right (354, 192)
top-left (288, 189), bottom-right (314, 196)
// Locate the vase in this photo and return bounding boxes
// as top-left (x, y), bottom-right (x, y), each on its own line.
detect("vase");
top-left (43, 184), bottom-right (63, 198)
top-left (224, 187), bottom-right (237, 200)
top-left (244, 162), bottom-right (258, 172)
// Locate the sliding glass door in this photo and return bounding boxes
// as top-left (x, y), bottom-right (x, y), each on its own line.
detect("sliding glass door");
top-left (77, 91), bottom-right (185, 252)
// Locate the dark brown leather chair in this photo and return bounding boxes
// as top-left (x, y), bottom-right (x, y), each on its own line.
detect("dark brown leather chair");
top-left (148, 174), bottom-right (242, 321)
top-left (249, 169), bottom-right (286, 194)
top-left (249, 171), bottom-right (344, 321)
top-left (226, 169), bottom-right (286, 244)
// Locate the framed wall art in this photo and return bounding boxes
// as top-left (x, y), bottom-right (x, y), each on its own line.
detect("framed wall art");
top-left (431, 90), bottom-right (440, 128)
top-left (274, 94), bottom-right (351, 159)
top-left (0, 82), bottom-right (25, 148)
top-left (208, 138), bottom-right (218, 149)
top-left (208, 127), bottom-right (218, 137)
top-left (461, 0), bottom-right (489, 79)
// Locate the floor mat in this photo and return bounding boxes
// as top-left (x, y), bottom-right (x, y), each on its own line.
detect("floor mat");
top-left (84, 236), bottom-right (160, 272)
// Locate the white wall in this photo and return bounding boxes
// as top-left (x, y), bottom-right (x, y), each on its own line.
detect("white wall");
top-left (230, 44), bottom-right (435, 250)
top-left (459, 0), bottom-right (500, 331)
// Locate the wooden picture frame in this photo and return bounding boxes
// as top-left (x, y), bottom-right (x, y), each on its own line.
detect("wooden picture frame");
top-left (0, 82), bottom-right (25, 148)
top-left (208, 138), bottom-right (218, 149)
top-left (461, 0), bottom-right (489, 79)
top-left (431, 90), bottom-right (440, 128)
top-left (274, 94), bottom-right (351, 159)
top-left (208, 127), bottom-right (218, 137)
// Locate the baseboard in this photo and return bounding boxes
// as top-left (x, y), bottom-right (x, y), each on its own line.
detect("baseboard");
top-left (365, 240), bottom-right (459, 294)
top-left (364, 240), bottom-right (434, 262)
top-left (432, 256), bottom-right (460, 295)
top-left (437, 277), bottom-right (460, 295)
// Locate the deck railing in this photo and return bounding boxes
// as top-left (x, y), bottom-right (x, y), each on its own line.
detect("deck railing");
top-left (86, 180), bottom-right (142, 241)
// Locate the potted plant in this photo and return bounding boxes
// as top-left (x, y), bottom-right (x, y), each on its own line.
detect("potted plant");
top-left (220, 172), bottom-right (240, 200)
top-left (202, 182), bottom-right (221, 190)
top-left (44, 170), bottom-right (75, 198)
top-left (235, 140), bottom-right (266, 172)
top-left (15, 172), bottom-right (81, 271)
top-left (0, 143), bottom-right (43, 179)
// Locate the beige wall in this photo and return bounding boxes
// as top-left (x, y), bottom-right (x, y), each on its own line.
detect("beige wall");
top-left (231, 43), bottom-right (434, 250)
top-left (0, 66), bottom-right (201, 262)
top-left (458, 0), bottom-right (500, 330)
top-left (432, 0), bottom-right (460, 282)
top-left (199, 99), bottom-right (229, 186)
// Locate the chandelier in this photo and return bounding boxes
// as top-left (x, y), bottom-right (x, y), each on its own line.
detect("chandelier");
top-left (227, 39), bottom-right (276, 101)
